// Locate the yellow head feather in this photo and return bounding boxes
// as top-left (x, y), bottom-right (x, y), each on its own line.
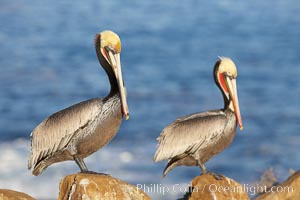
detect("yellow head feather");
top-left (218, 57), bottom-right (237, 78)
top-left (100, 30), bottom-right (121, 53)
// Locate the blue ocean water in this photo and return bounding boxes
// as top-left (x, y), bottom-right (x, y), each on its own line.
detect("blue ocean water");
top-left (1, 1), bottom-right (300, 199)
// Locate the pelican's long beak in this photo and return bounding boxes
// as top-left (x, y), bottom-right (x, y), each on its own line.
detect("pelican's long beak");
top-left (102, 48), bottom-right (129, 120)
top-left (225, 76), bottom-right (243, 130)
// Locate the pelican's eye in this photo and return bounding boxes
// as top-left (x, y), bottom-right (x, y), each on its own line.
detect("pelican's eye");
top-left (105, 46), bottom-right (117, 54)
top-left (224, 72), bottom-right (234, 80)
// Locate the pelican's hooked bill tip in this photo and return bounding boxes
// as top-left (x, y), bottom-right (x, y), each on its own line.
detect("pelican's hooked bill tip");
top-left (240, 126), bottom-right (244, 131)
top-left (125, 114), bottom-right (130, 120)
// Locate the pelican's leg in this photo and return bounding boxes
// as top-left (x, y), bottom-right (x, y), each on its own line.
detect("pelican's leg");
top-left (197, 161), bottom-right (207, 174)
top-left (197, 160), bottom-right (223, 180)
top-left (74, 157), bottom-right (88, 172)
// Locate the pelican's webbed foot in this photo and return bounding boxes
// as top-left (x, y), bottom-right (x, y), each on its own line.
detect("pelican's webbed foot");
top-left (81, 171), bottom-right (111, 176)
top-left (207, 171), bottom-right (225, 180)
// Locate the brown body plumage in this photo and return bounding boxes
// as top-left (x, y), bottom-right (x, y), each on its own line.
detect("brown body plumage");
top-left (28, 31), bottom-right (129, 176)
top-left (154, 57), bottom-right (243, 177)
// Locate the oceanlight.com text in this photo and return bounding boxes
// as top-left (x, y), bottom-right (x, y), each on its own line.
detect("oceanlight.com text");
top-left (136, 183), bottom-right (294, 196)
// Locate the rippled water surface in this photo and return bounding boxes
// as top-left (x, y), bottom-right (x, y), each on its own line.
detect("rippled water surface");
top-left (1, 1), bottom-right (300, 199)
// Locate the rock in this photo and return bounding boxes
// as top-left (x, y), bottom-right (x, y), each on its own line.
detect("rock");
top-left (0, 189), bottom-right (36, 200)
top-left (58, 173), bottom-right (150, 200)
top-left (255, 170), bottom-right (300, 200)
top-left (186, 174), bottom-right (250, 200)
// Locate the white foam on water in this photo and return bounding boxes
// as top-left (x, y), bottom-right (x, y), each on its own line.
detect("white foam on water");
top-left (0, 139), bottom-right (186, 200)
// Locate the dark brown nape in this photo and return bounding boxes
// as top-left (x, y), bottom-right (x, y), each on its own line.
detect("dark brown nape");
top-left (94, 34), bottom-right (119, 98)
top-left (213, 60), bottom-right (230, 110)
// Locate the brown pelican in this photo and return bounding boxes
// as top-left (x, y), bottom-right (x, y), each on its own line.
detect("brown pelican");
top-left (153, 57), bottom-right (243, 178)
top-left (28, 30), bottom-right (129, 176)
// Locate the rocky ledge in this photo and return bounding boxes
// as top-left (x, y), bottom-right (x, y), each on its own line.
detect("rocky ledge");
top-left (183, 174), bottom-right (250, 200)
top-left (255, 170), bottom-right (300, 200)
top-left (2, 170), bottom-right (300, 199)
top-left (0, 189), bottom-right (36, 200)
top-left (58, 173), bottom-right (150, 200)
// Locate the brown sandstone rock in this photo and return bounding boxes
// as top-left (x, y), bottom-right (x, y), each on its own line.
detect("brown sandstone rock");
top-left (187, 174), bottom-right (250, 200)
top-left (58, 173), bottom-right (150, 200)
top-left (255, 170), bottom-right (300, 200)
top-left (0, 189), bottom-right (35, 200)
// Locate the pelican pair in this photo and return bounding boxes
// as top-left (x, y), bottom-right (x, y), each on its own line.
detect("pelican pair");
top-left (28, 31), bottom-right (243, 179)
